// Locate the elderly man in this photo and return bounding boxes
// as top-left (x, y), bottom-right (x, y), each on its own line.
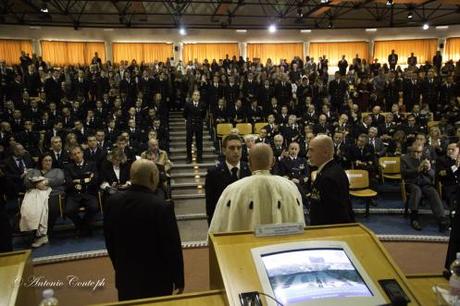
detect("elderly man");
top-left (209, 143), bottom-right (305, 233)
top-left (104, 159), bottom-right (184, 301)
top-left (437, 143), bottom-right (460, 211)
top-left (143, 138), bottom-right (173, 173)
top-left (307, 135), bottom-right (354, 225)
top-left (401, 142), bottom-right (448, 231)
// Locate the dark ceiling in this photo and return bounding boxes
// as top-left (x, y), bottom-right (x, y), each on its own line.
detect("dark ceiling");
top-left (1, 0), bottom-right (460, 29)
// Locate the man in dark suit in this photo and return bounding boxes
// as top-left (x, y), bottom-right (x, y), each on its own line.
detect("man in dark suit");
top-left (338, 55), bottom-right (348, 76)
top-left (388, 49), bottom-right (398, 70)
top-left (205, 134), bottom-right (251, 225)
top-left (183, 90), bottom-right (206, 163)
top-left (437, 143), bottom-right (460, 211)
top-left (307, 135), bottom-right (354, 225)
top-left (84, 135), bottom-right (107, 169)
top-left (401, 142), bottom-right (448, 231)
top-left (49, 136), bottom-right (70, 169)
top-left (104, 159), bottom-right (184, 301)
top-left (64, 146), bottom-right (99, 237)
top-left (44, 70), bottom-right (62, 103)
top-left (3, 143), bottom-right (35, 197)
top-left (433, 50), bottom-right (443, 73)
top-left (328, 72), bottom-right (348, 111)
top-left (407, 52), bottom-right (417, 67)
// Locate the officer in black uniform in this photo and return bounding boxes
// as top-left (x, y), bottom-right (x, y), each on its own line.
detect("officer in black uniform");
top-left (64, 145), bottom-right (99, 236)
top-left (183, 90), bottom-right (206, 163)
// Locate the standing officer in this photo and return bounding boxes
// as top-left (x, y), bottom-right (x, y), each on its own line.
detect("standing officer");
top-left (205, 134), bottom-right (251, 225)
top-left (183, 90), bottom-right (206, 163)
top-left (307, 135), bottom-right (355, 225)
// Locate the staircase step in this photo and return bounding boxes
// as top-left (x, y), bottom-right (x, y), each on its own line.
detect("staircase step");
top-left (177, 219), bottom-right (208, 242)
top-left (170, 171), bottom-right (207, 178)
top-left (169, 140), bottom-right (214, 147)
top-left (171, 177), bottom-right (205, 184)
top-left (176, 213), bottom-right (207, 221)
top-left (172, 162), bottom-right (215, 169)
top-left (170, 147), bottom-right (215, 153)
top-left (170, 135), bottom-right (212, 141)
top-left (173, 198), bottom-right (206, 215)
top-left (172, 187), bottom-right (205, 195)
top-left (170, 130), bottom-right (209, 136)
top-left (170, 154), bottom-right (216, 161)
top-left (172, 193), bottom-right (206, 200)
top-left (172, 182), bottom-right (205, 188)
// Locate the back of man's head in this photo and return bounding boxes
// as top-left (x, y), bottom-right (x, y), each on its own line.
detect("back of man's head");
top-left (249, 143), bottom-right (274, 172)
top-left (130, 159), bottom-right (159, 191)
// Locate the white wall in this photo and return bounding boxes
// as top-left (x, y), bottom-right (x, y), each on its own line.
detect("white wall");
top-left (1, 24), bottom-right (459, 61)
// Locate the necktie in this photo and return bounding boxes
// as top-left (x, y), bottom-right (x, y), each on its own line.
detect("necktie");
top-left (231, 167), bottom-right (238, 181)
top-left (56, 153), bottom-right (60, 160)
top-left (17, 159), bottom-right (24, 173)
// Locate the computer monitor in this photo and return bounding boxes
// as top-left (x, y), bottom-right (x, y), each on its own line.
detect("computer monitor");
top-left (251, 241), bottom-right (387, 306)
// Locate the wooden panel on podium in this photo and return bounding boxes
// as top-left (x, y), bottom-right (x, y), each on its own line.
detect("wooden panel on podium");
top-left (209, 223), bottom-right (423, 306)
top-left (92, 290), bottom-right (227, 306)
top-left (0, 250), bottom-right (35, 306)
top-left (406, 274), bottom-right (447, 306)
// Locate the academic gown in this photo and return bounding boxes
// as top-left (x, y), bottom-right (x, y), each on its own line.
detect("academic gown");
top-left (209, 170), bottom-right (305, 233)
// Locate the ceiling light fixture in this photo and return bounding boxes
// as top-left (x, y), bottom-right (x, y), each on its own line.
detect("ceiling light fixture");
top-left (407, 12), bottom-right (413, 19)
top-left (436, 25), bottom-right (449, 29)
top-left (268, 24), bottom-right (277, 33)
top-left (365, 28), bottom-right (377, 32)
top-left (386, 0), bottom-right (393, 6)
top-left (179, 27), bottom-right (186, 35)
top-left (40, 6), bottom-right (48, 13)
top-left (422, 23), bottom-right (429, 30)
top-left (321, 0), bottom-right (329, 3)
top-left (300, 29), bottom-right (312, 33)
top-left (236, 29), bottom-right (247, 33)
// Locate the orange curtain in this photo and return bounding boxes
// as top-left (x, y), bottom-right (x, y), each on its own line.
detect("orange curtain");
top-left (0, 39), bottom-right (33, 65)
top-left (41, 41), bottom-right (106, 66)
top-left (446, 37), bottom-right (460, 62)
top-left (373, 39), bottom-right (437, 65)
top-left (309, 41), bottom-right (369, 66)
top-left (247, 43), bottom-right (303, 65)
top-left (182, 43), bottom-right (239, 63)
top-left (112, 43), bottom-right (173, 64)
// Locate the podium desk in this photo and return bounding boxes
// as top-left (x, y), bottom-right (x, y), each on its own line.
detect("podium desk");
top-left (406, 274), bottom-right (448, 306)
top-left (209, 223), bottom-right (423, 306)
top-left (0, 250), bottom-right (35, 306)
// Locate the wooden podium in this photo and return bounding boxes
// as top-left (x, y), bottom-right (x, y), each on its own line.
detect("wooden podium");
top-left (95, 223), bottom-right (443, 305)
top-left (209, 223), bottom-right (422, 306)
top-left (0, 250), bottom-right (36, 306)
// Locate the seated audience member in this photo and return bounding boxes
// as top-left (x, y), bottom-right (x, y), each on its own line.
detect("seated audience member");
top-left (401, 142), bottom-right (448, 231)
top-left (307, 135), bottom-right (355, 225)
top-left (115, 135), bottom-right (136, 162)
top-left (21, 153), bottom-right (65, 247)
top-left (0, 169), bottom-right (12, 253)
top-left (140, 150), bottom-right (170, 199)
top-left (282, 115), bottom-right (302, 145)
top-left (349, 134), bottom-right (375, 172)
top-left (333, 131), bottom-right (350, 168)
top-left (64, 132), bottom-right (79, 153)
top-left (437, 143), bottom-right (460, 211)
top-left (104, 159), bottom-right (184, 301)
top-left (84, 134), bottom-right (107, 168)
top-left (255, 128), bottom-right (271, 145)
top-left (143, 138), bottom-right (172, 173)
top-left (241, 134), bottom-right (256, 162)
top-left (263, 114), bottom-right (280, 140)
top-left (3, 143), bottom-right (35, 197)
top-left (387, 130), bottom-right (407, 156)
top-left (49, 136), bottom-right (70, 169)
top-left (64, 145), bottom-right (99, 237)
top-left (368, 127), bottom-right (386, 157)
top-left (100, 147), bottom-right (130, 200)
top-left (205, 134), bottom-right (251, 225)
top-left (209, 143), bottom-right (305, 233)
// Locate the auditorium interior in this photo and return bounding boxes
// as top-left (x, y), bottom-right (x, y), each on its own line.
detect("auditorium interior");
top-left (1, 0), bottom-right (460, 305)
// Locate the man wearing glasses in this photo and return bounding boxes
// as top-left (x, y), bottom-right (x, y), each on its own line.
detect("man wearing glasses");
top-left (401, 142), bottom-right (448, 232)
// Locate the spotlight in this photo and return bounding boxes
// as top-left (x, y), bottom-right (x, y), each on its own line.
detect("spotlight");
top-left (321, 0), bottom-right (329, 3)
top-left (268, 24), bottom-right (277, 33)
top-left (386, 0), bottom-right (393, 6)
top-left (407, 12), bottom-right (413, 19)
top-left (179, 27), bottom-right (186, 35)
top-left (40, 4), bottom-right (48, 13)
top-left (422, 23), bottom-right (429, 30)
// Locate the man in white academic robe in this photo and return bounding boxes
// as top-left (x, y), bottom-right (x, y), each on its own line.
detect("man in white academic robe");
top-left (209, 143), bottom-right (305, 233)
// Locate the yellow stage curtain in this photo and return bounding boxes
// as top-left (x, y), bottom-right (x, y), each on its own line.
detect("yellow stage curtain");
top-left (0, 39), bottom-right (33, 65)
top-left (445, 37), bottom-right (460, 61)
top-left (309, 41), bottom-right (369, 66)
top-left (247, 43), bottom-right (303, 65)
top-left (41, 41), bottom-right (106, 66)
top-left (112, 43), bottom-right (173, 63)
top-left (182, 43), bottom-right (239, 63)
top-left (373, 39), bottom-right (437, 65)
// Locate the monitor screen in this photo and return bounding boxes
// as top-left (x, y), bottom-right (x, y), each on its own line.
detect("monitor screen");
top-left (261, 249), bottom-right (372, 304)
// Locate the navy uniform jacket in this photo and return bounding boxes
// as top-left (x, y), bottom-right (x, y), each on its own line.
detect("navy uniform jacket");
top-left (104, 185), bottom-right (184, 301)
top-left (278, 156), bottom-right (309, 186)
top-left (183, 101), bottom-right (206, 128)
top-left (309, 160), bottom-right (355, 225)
top-left (205, 161), bottom-right (251, 225)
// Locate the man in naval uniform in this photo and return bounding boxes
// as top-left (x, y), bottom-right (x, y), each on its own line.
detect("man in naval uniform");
top-left (307, 135), bottom-right (355, 225)
top-left (209, 143), bottom-right (305, 233)
top-left (183, 90), bottom-right (206, 163)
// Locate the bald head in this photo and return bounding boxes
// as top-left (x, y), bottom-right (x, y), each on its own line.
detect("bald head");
top-left (308, 135), bottom-right (334, 167)
top-left (249, 143), bottom-right (274, 172)
top-left (130, 159), bottom-right (159, 191)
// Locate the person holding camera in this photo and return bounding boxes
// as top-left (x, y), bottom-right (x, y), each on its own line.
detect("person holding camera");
top-left (401, 142), bottom-right (448, 232)
top-left (100, 148), bottom-right (131, 209)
